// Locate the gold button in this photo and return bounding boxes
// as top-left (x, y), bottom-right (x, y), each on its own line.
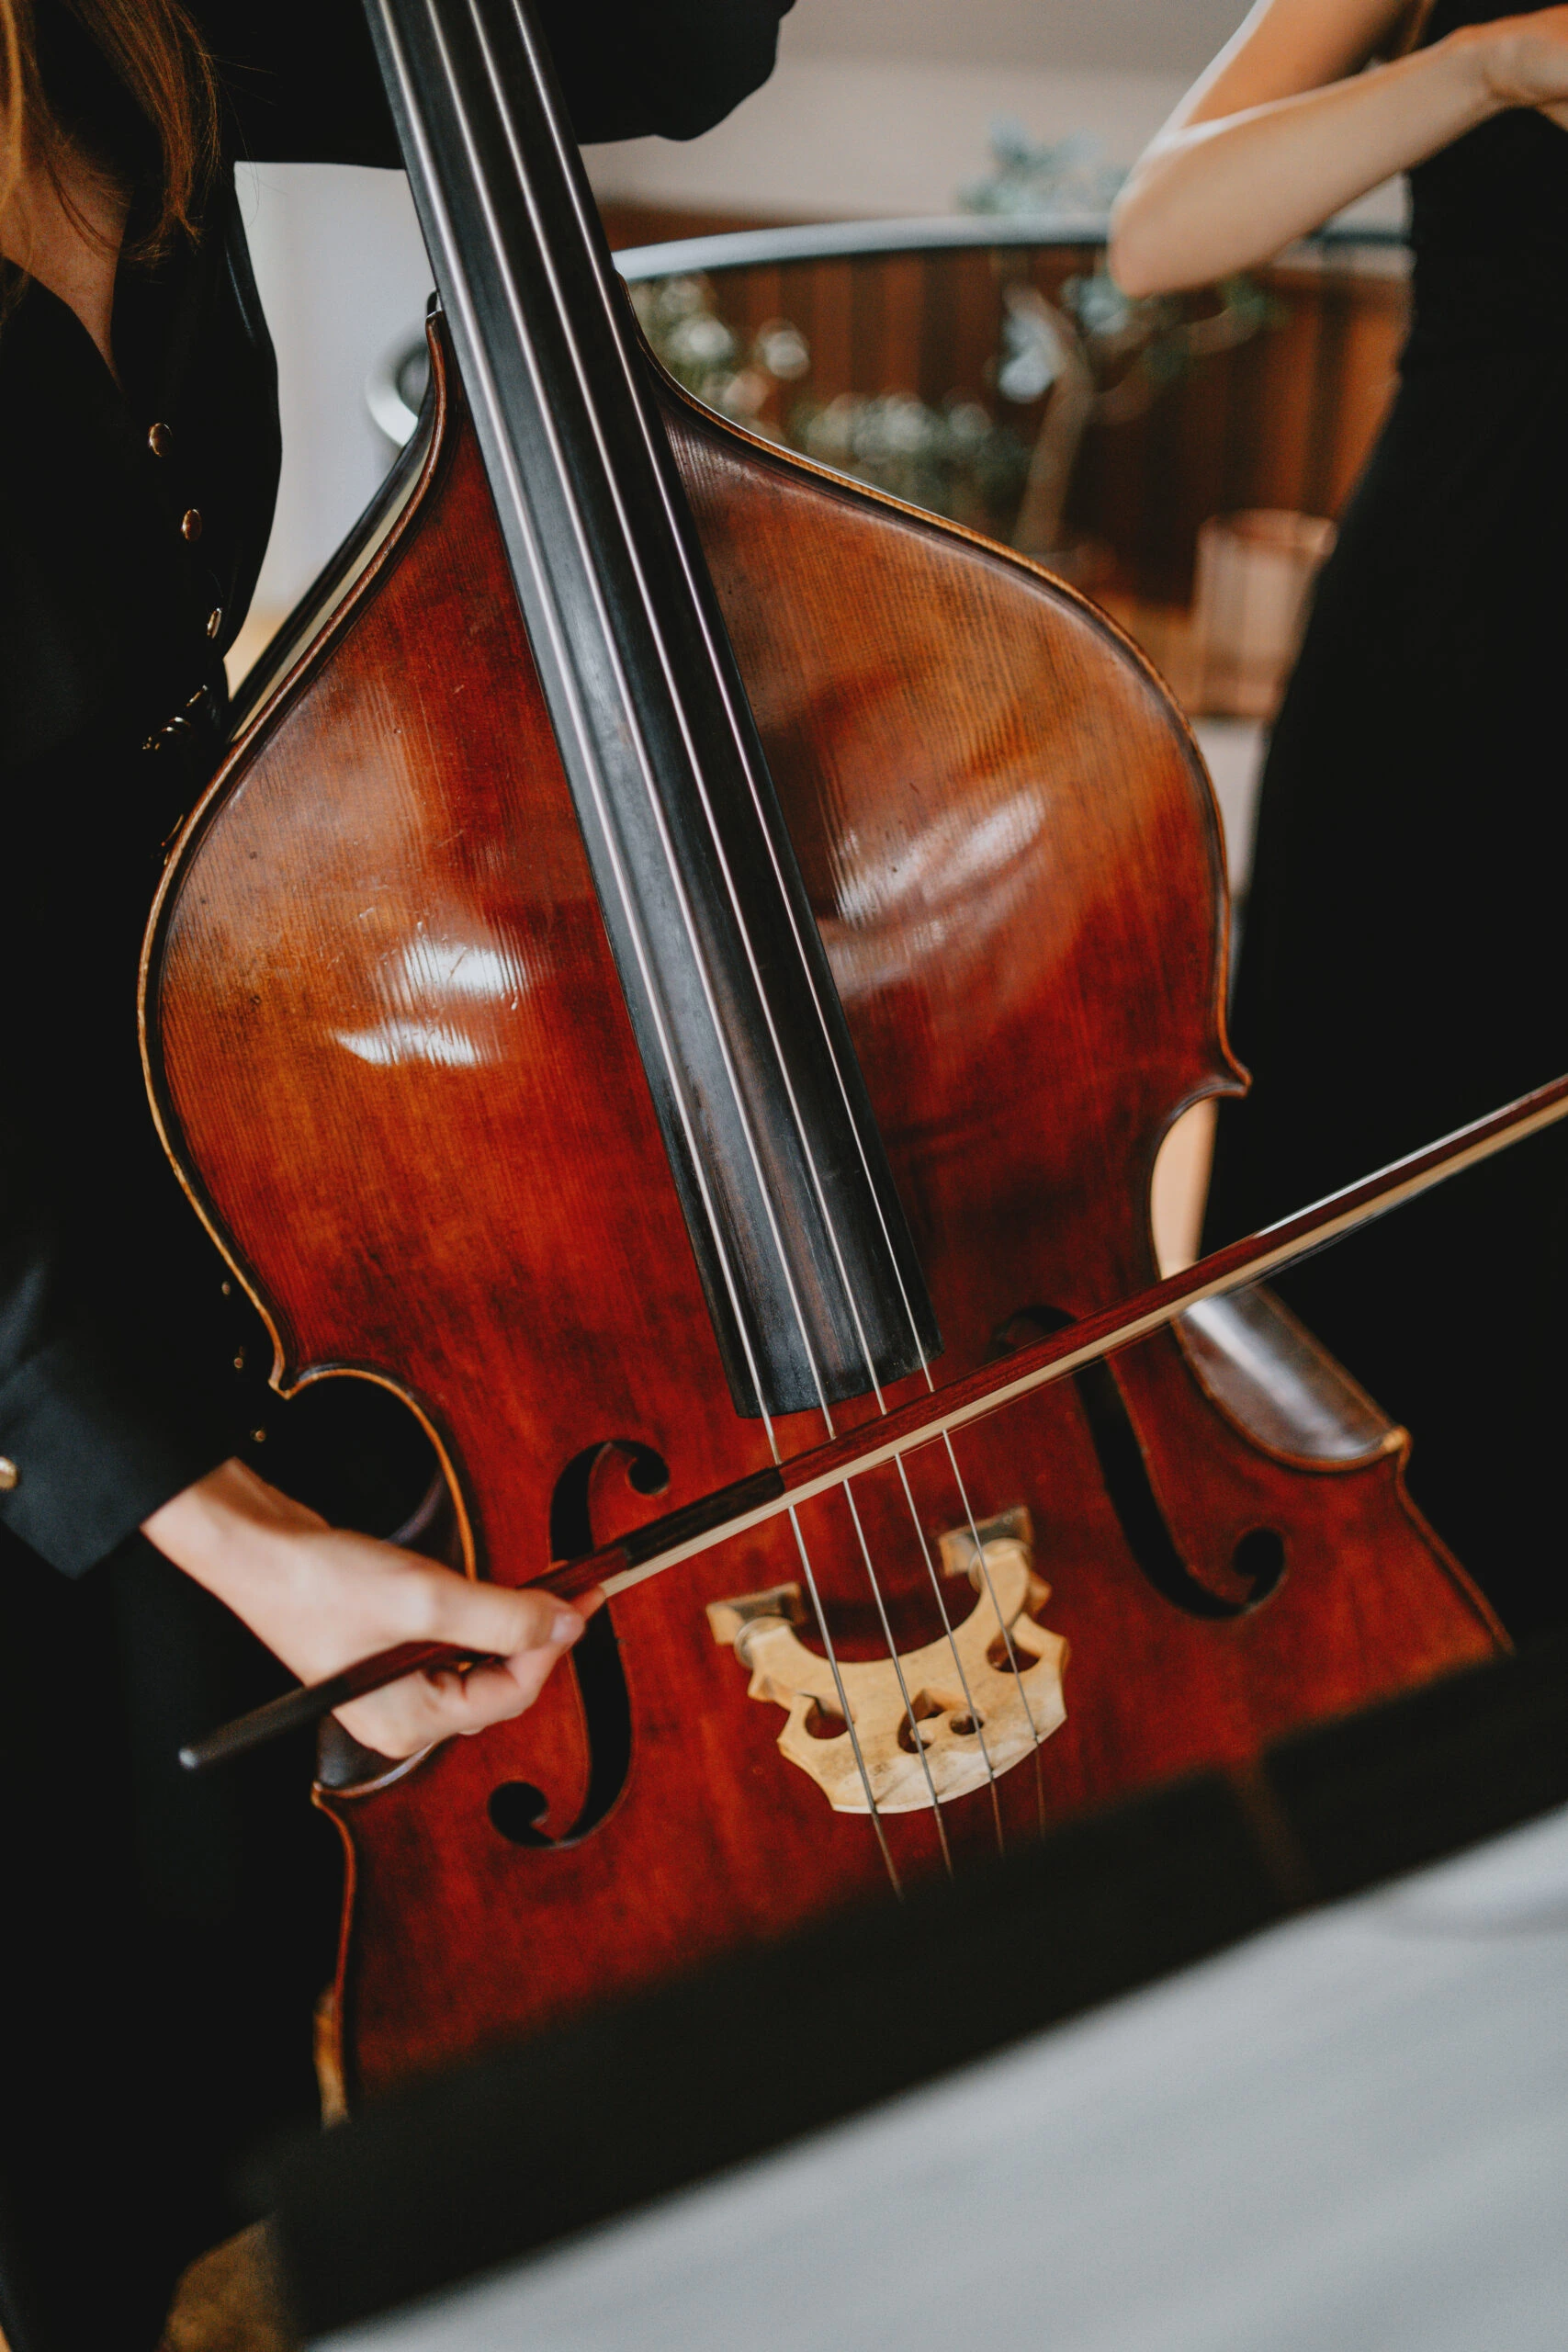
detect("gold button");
top-left (250, 1428), bottom-right (266, 1444)
top-left (0, 1457), bottom-right (17, 1492)
top-left (148, 420), bottom-right (173, 457)
top-left (232, 1351), bottom-right (246, 1372)
top-left (181, 508), bottom-right (202, 541)
top-left (206, 607), bottom-right (222, 639)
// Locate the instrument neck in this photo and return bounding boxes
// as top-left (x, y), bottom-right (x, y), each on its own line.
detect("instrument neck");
top-left (362, 0), bottom-right (939, 1420)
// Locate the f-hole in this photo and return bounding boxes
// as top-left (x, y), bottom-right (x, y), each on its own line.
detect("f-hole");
top-left (487, 1439), bottom-right (668, 1850)
top-left (991, 1308), bottom-right (1284, 1620)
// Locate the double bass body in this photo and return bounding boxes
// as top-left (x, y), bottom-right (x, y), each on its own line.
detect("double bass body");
top-left (143, 318), bottom-right (1497, 2102)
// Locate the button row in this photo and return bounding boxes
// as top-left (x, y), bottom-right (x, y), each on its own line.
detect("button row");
top-left (149, 418), bottom-right (214, 631)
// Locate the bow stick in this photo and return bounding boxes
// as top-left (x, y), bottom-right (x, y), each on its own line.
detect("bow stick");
top-left (180, 1069), bottom-right (1568, 1773)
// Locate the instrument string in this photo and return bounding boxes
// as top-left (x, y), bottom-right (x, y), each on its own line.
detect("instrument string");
top-left (431, 9), bottom-right (899, 1860)
top-left (451, 36), bottom-right (827, 1334)
top-left (484, 5), bottom-right (891, 1458)
top-left (937, 1432), bottom-right (1049, 1832)
top-left (466, 3), bottom-right (853, 1421)
top-left (459, 0), bottom-right (985, 1864)
top-left (892, 1453), bottom-right (1006, 1853)
top-left (555, 75), bottom-right (1003, 1863)
top-left (786, 1505), bottom-right (902, 1896)
top-left (403, 11), bottom-right (824, 1463)
top-left (840, 1483), bottom-right (953, 1874)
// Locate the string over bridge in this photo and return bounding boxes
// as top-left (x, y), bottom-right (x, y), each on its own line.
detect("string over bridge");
top-left (707, 1512), bottom-right (1066, 1814)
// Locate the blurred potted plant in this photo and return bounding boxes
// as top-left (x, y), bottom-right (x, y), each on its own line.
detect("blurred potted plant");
top-left (963, 122), bottom-right (1285, 570)
top-left (628, 273), bottom-right (1036, 537)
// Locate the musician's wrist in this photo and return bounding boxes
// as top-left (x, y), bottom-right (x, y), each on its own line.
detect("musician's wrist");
top-left (1456, 17), bottom-right (1568, 117)
top-left (141, 1456), bottom-right (328, 1603)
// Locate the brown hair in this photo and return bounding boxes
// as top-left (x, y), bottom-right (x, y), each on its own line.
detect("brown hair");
top-left (0, 0), bottom-right (218, 266)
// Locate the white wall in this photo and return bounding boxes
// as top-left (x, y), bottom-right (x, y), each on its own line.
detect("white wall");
top-left (781, 0), bottom-right (1251, 75)
top-left (236, 160), bottom-right (432, 619)
top-left (581, 0), bottom-right (1258, 220)
top-left (583, 53), bottom-right (1189, 222)
top-left (585, 2), bottom-right (1399, 244)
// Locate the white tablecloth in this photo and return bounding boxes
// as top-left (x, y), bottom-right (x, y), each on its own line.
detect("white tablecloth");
top-left (322, 1803), bottom-right (1568, 2352)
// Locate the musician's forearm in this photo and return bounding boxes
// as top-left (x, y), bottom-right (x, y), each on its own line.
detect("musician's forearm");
top-left (1110, 28), bottom-right (1506, 295)
top-left (144, 1457), bottom-right (328, 1594)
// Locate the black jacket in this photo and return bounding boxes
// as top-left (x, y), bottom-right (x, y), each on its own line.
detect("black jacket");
top-left (0, 0), bottom-right (791, 1577)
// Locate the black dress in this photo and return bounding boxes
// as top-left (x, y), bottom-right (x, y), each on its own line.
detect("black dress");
top-left (0, 8), bottom-right (789, 2350)
top-left (1203, 0), bottom-right (1568, 1641)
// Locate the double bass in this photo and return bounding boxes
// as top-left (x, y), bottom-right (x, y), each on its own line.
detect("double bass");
top-left (142, 0), bottom-right (1507, 2105)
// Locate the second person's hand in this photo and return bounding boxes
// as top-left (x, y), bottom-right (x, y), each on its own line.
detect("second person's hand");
top-left (1472, 6), bottom-right (1568, 124)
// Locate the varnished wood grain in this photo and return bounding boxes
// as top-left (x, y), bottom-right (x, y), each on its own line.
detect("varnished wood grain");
top-left (143, 330), bottom-right (1497, 2103)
